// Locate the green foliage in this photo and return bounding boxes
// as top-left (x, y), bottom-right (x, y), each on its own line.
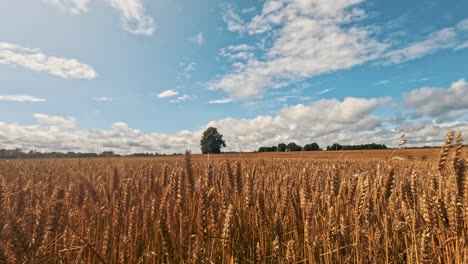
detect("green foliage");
top-left (327, 143), bottom-right (343, 151)
top-left (326, 143), bottom-right (388, 151)
top-left (200, 127), bottom-right (226, 154)
top-left (0, 148), bottom-right (102, 159)
top-left (303, 143), bottom-right (321, 151)
top-left (277, 143), bottom-right (287, 152)
top-left (261, 142), bottom-right (321, 152)
top-left (258, 146), bottom-right (278, 152)
top-left (287, 142), bottom-right (302, 152)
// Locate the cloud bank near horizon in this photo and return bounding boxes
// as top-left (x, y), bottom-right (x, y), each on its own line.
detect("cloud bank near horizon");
top-left (1, 79), bottom-right (466, 154)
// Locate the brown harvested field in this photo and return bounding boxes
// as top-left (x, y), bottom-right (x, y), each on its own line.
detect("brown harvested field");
top-left (0, 133), bottom-right (467, 263)
top-left (187, 147), bottom-right (468, 161)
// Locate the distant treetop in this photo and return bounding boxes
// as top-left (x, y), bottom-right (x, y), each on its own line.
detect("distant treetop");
top-left (200, 127), bottom-right (226, 154)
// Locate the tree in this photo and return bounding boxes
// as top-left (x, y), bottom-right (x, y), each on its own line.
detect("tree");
top-left (287, 142), bottom-right (302, 152)
top-left (258, 146), bottom-right (278, 152)
top-left (277, 143), bottom-right (287, 152)
top-left (200, 127), bottom-right (226, 154)
top-left (303, 143), bottom-right (320, 151)
top-left (327, 143), bottom-right (343, 151)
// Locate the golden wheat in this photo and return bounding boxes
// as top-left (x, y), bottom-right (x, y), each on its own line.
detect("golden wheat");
top-left (0, 132), bottom-right (466, 263)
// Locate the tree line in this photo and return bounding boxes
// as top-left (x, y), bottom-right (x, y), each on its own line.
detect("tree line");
top-left (326, 143), bottom-right (388, 151)
top-left (200, 127), bottom-right (390, 154)
top-left (0, 149), bottom-right (172, 159)
top-left (258, 142), bottom-right (321, 152)
top-left (257, 142), bottom-right (389, 152)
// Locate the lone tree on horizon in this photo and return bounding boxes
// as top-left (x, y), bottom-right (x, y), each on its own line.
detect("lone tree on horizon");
top-left (200, 127), bottom-right (226, 154)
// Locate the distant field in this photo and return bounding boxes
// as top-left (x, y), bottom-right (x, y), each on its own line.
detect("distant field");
top-left (188, 147), bottom-right (468, 161)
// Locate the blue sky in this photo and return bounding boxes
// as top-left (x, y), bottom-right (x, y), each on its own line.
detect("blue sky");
top-left (0, 0), bottom-right (467, 154)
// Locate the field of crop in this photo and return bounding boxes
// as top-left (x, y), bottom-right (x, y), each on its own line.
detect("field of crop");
top-left (0, 132), bottom-right (467, 263)
top-left (189, 147), bottom-right (458, 161)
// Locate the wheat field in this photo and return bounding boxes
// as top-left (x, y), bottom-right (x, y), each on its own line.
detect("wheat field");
top-left (0, 132), bottom-right (467, 263)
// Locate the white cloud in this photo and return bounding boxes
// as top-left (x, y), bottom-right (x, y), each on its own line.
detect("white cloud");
top-left (209, 98), bottom-right (236, 104)
top-left (455, 41), bottom-right (468, 51)
top-left (456, 19), bottom-right (468, 31)
top-left (215, 2), bottom-right (468, 100)
top-left (0, 94), bottom-right (465, 154)
top-left (280, 97), bottom-right (390, 124)
top-left (375, 80), bottom-right (390, 86)
top-left (207, 96), bottom-right (390, 151)
top-left (43, 0), bottom-right (90, 14)
top-left (207, 97), bottom-right (390, 150)
top-left (220, 44), bottom-right (255, 61)
top-left (0, 116), bottom-right (199, 154)
top-left (212, 0), bottom-right (388, 99)
top-left (404, 78), bottom-right (468, 119)
top-left (207, 97), bottom-right (388, 150)
top-left (181, 62), bottom-right (196, 79)
top-left (225, 44), bottom-right (255, 52)
top-left (275, 95), bottom-right (312, 102)
top-left (383, 19), bottom-right (468, 63)
top-left (33, 113), bottom-right (76, 129)
top-left (383, 28), bottom-right (457, 64)
top-left (189, 32), bottom-right (204, 46)
top-left (315, 88), bottom-right (334, 95)
top-left (0, 42), bottom-right (97, 79)
top-left (155, 90), bottom-right (195, 103)
top-left (241, 7), bottom-right (256, 14)
top-left (222, 4), bottom-right (246, 32)
top-left (0, 97), bottom-right (387, 154)
top-left (108, 0), bottom-right (155, 35)
top-left (0, 95), bottom-right (46, 103)
top-left (170, 94), bottom-right (195, 103)
top-left (93, 96), bottom-right (114, 102)
top-left (45, 0), bottom-right (155, 35)
top-left (156, 89), bottom-right (178, 98)
top-left (408, 77), bottom-right (431, 83)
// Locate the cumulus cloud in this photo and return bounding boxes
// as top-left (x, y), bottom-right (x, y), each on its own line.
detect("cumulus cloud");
top-left (222, 4), bottom-right (246, 32)
top-left (457, 19), bottom-right (468, 31)
top-left (45, 0), bottom-right (155, 35)
top-left (108, 0), bottom-right (155, 35)
top-left (211, 0), bottom-right (388, 99)
top-left (0, 95), bottom-right (46, 102)
top-left (189, 32), bottom-right (204, 46)
top-left (156, 90), bottom-right (178, 98)
top-left (219, 44), bottom-right (255, 61)
top-left (206, 96), bottom-right (392, 151)
top-left (215, 2), bottom-right (468, 100)
top-left (0, 95), bottom-right (465, 154)
top-left (33, 113), bottom-right (76, 129)
top-left (0, 115), bottom-right (201, 154)
top-left (0, 42), bottom-right (97, 79)
top-left (455, 41), bottom-right (468, 50)
top-left (404, 78), bottom-right (468, 119)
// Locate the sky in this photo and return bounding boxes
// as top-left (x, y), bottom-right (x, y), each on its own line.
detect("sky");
top-left (0, 0), bottom-right (467, 154)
